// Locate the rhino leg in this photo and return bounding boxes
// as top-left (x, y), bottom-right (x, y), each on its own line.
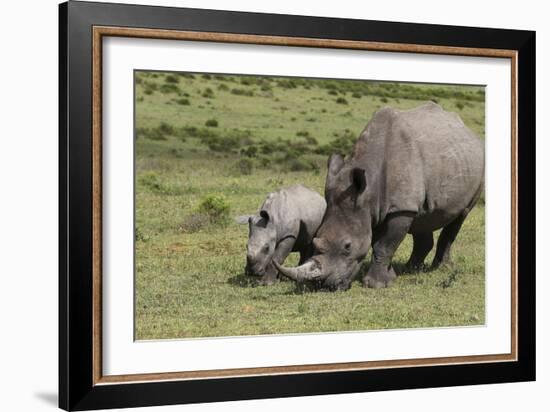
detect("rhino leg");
top-left (405, 232), bottom-right (434, 271)
top-left (363, 213), bottom-right (414, 288)
top-left (259, 237), bottom-right (295, 285)
top-left (431, 212), bottom-right (468, 269)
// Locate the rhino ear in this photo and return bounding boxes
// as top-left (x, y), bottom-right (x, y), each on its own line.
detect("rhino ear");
top-left (260, 210), bottom-right (270, 223)
top-left (351, 168), bottom-right (367, 194)
top-left (328, 154), bottom-right (344, 175)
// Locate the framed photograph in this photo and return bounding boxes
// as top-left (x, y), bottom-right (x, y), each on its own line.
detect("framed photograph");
top-left (59, 1), bottom-right (535, 410)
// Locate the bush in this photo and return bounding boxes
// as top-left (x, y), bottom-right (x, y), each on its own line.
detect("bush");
top-left (336, 97), bottom-right (348, 105)
top-left (138, 171), bottom-right (182, 195)
top-left (165, 74), bottom-right (179, 83)
top-left (296, 130), bottom-right (310, 137)
top-left (197, 195), bottom-right (230, 224)
top-left (380, 97), bottom-right (389, 103)
top-left (217, 83), bottom-right (229, 91)
top-left (276, 79), bottom-right (297, 89)
top-left (240, 145), bottom-right (258, 158)
top-left (159, 122), bottom-right (175, 135)
top-left (179, 213), bottom-right (211, 233)
top-left (231, 88), bottom-right (254, 97)
top-left (328, 90), bottom-right (338, 96)
top-left (135, 227), bottom-right (149, 242)
top-left (202, 87), bottom-right (215, 98)
top-left (136, 127), bottom-right (166, 141)
top-left (455, 101), bottom-right (465, 110)
top-left (316, 130), bottom-right (356, 156)
top-left (235, 158), bottom-right (254, 175)
top-left (352, 92), bottom-right (362, 98)
top-left (205, 118), bottom-right (219, 127)
top-left (176, 98), bottom-right (190, 105)
top-left (160, 83), bottom-right (179, 94)
top-left (202, 74), bottom-right (212, 80)
top-left (282, 155), bottom-right (319, 173)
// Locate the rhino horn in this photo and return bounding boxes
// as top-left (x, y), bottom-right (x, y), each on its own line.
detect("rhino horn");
top-left (273, 259), bottom-right (325, 282)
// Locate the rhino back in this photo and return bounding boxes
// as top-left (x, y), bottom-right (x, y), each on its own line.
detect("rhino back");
top-left (357, 103), bottom-right (484, 229)
top-left (261, 185), bottom-right (326, 242)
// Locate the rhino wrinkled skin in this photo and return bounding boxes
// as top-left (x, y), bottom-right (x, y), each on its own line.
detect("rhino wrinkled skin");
top-left (275, 103), bottom-right (484, 291)
top-left (244, 184), bottom-right (327, 285)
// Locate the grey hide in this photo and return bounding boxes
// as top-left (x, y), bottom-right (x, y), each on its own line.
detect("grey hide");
top-left (275, 102), bottom-right (484, 291)
top-left (244, 184), bottom-right (326, 285)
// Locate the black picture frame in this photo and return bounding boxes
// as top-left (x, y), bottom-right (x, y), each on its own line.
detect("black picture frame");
top-left (59, 1), bottom-right (536, 410)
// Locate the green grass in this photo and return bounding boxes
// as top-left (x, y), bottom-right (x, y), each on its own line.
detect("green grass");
top-left (134, 71), bottom-right (485, 340)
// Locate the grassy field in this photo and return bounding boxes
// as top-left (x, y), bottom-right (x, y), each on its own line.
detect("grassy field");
top-left (134, 71), bottom-right (485, 340)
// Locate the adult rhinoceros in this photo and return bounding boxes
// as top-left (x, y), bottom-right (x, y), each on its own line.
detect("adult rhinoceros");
top-left (274, 102), bottom-right (484, 290)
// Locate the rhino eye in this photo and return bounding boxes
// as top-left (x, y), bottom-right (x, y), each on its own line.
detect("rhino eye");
top-left (343, 241), bottom-right (352, 255)
top-left (262, 244), bottom-right (270, 254)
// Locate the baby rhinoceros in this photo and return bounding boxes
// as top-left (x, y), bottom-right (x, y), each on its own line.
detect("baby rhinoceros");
top-left (242, 185), bottom-right (326, 285)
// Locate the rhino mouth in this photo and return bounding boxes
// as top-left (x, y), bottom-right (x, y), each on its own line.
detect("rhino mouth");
top-left (245, 264), bottom-right (265, 277)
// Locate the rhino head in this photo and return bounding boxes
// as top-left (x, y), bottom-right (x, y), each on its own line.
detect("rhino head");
top-left (274, 154), bottom-right (372, 290)
top-left (244, 210), bottom-right (278, 283)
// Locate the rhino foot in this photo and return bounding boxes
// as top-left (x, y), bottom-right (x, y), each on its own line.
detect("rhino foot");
top-left (362, 264), bottom-right (397, 288)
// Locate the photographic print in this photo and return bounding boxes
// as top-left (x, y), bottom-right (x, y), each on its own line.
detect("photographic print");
top-left (134, 71), bottom-right (486, 340)
top-left (60, 3), bottom-right (534, 408)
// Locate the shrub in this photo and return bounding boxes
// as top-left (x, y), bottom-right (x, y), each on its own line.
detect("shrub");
top-left (240, 145), bottom-right (258, 158)
top-left (159, 122), bottom-right (175, 135)
top-left (136, 127), bottom-right (166, 141)
top-left (281, 154), bottom-right (319, 173)
top-left (380, 96), bottom-right (389, 103)
top-left (202, 87), bottom-right (215, 98)
top-left (217, 83), bottom-right (229, 91)
top-left (178, 73), bottom-right (195, 79)
top-left (235, 158), bottom-right (254, 175)
top-left (296, 130), bottom-right (310, 137)
top-left (176, 98), bottom-right (190, 105)
top-left (138, 171), bottom-right (164, 192)
top-left (165, 74), bottom-right (179, 83)
top-left (170, 147), bottom-right (185, 157)
top-left (455, 101), bottom-right (465, 110)
top-left (328, 90), bottom-right (338, 96)
top-left (202, 74), bottom-right (212, 80)
top-left (197, 195), bottom-right (230, 224)
top-left (179, 213), bottom-right (211, 233)
top-left (336, 97), bottom-right (348, 105)
top-left (352, 92), bottom-right (362, 98)
top-left (135, 227), bottom-right (149, 242)
top-left (302, 135), bottom-right (318, 145)
top-left (276, 79), bottom-right (297, 89)
top-left (316, 130), bottom-right (356, 156)
top-left (205, 118), bottom-right (219, 127)
top-left (231, 88), bottom-right (254, 97)
top-left (160, 83), bottom-right (179, 94)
